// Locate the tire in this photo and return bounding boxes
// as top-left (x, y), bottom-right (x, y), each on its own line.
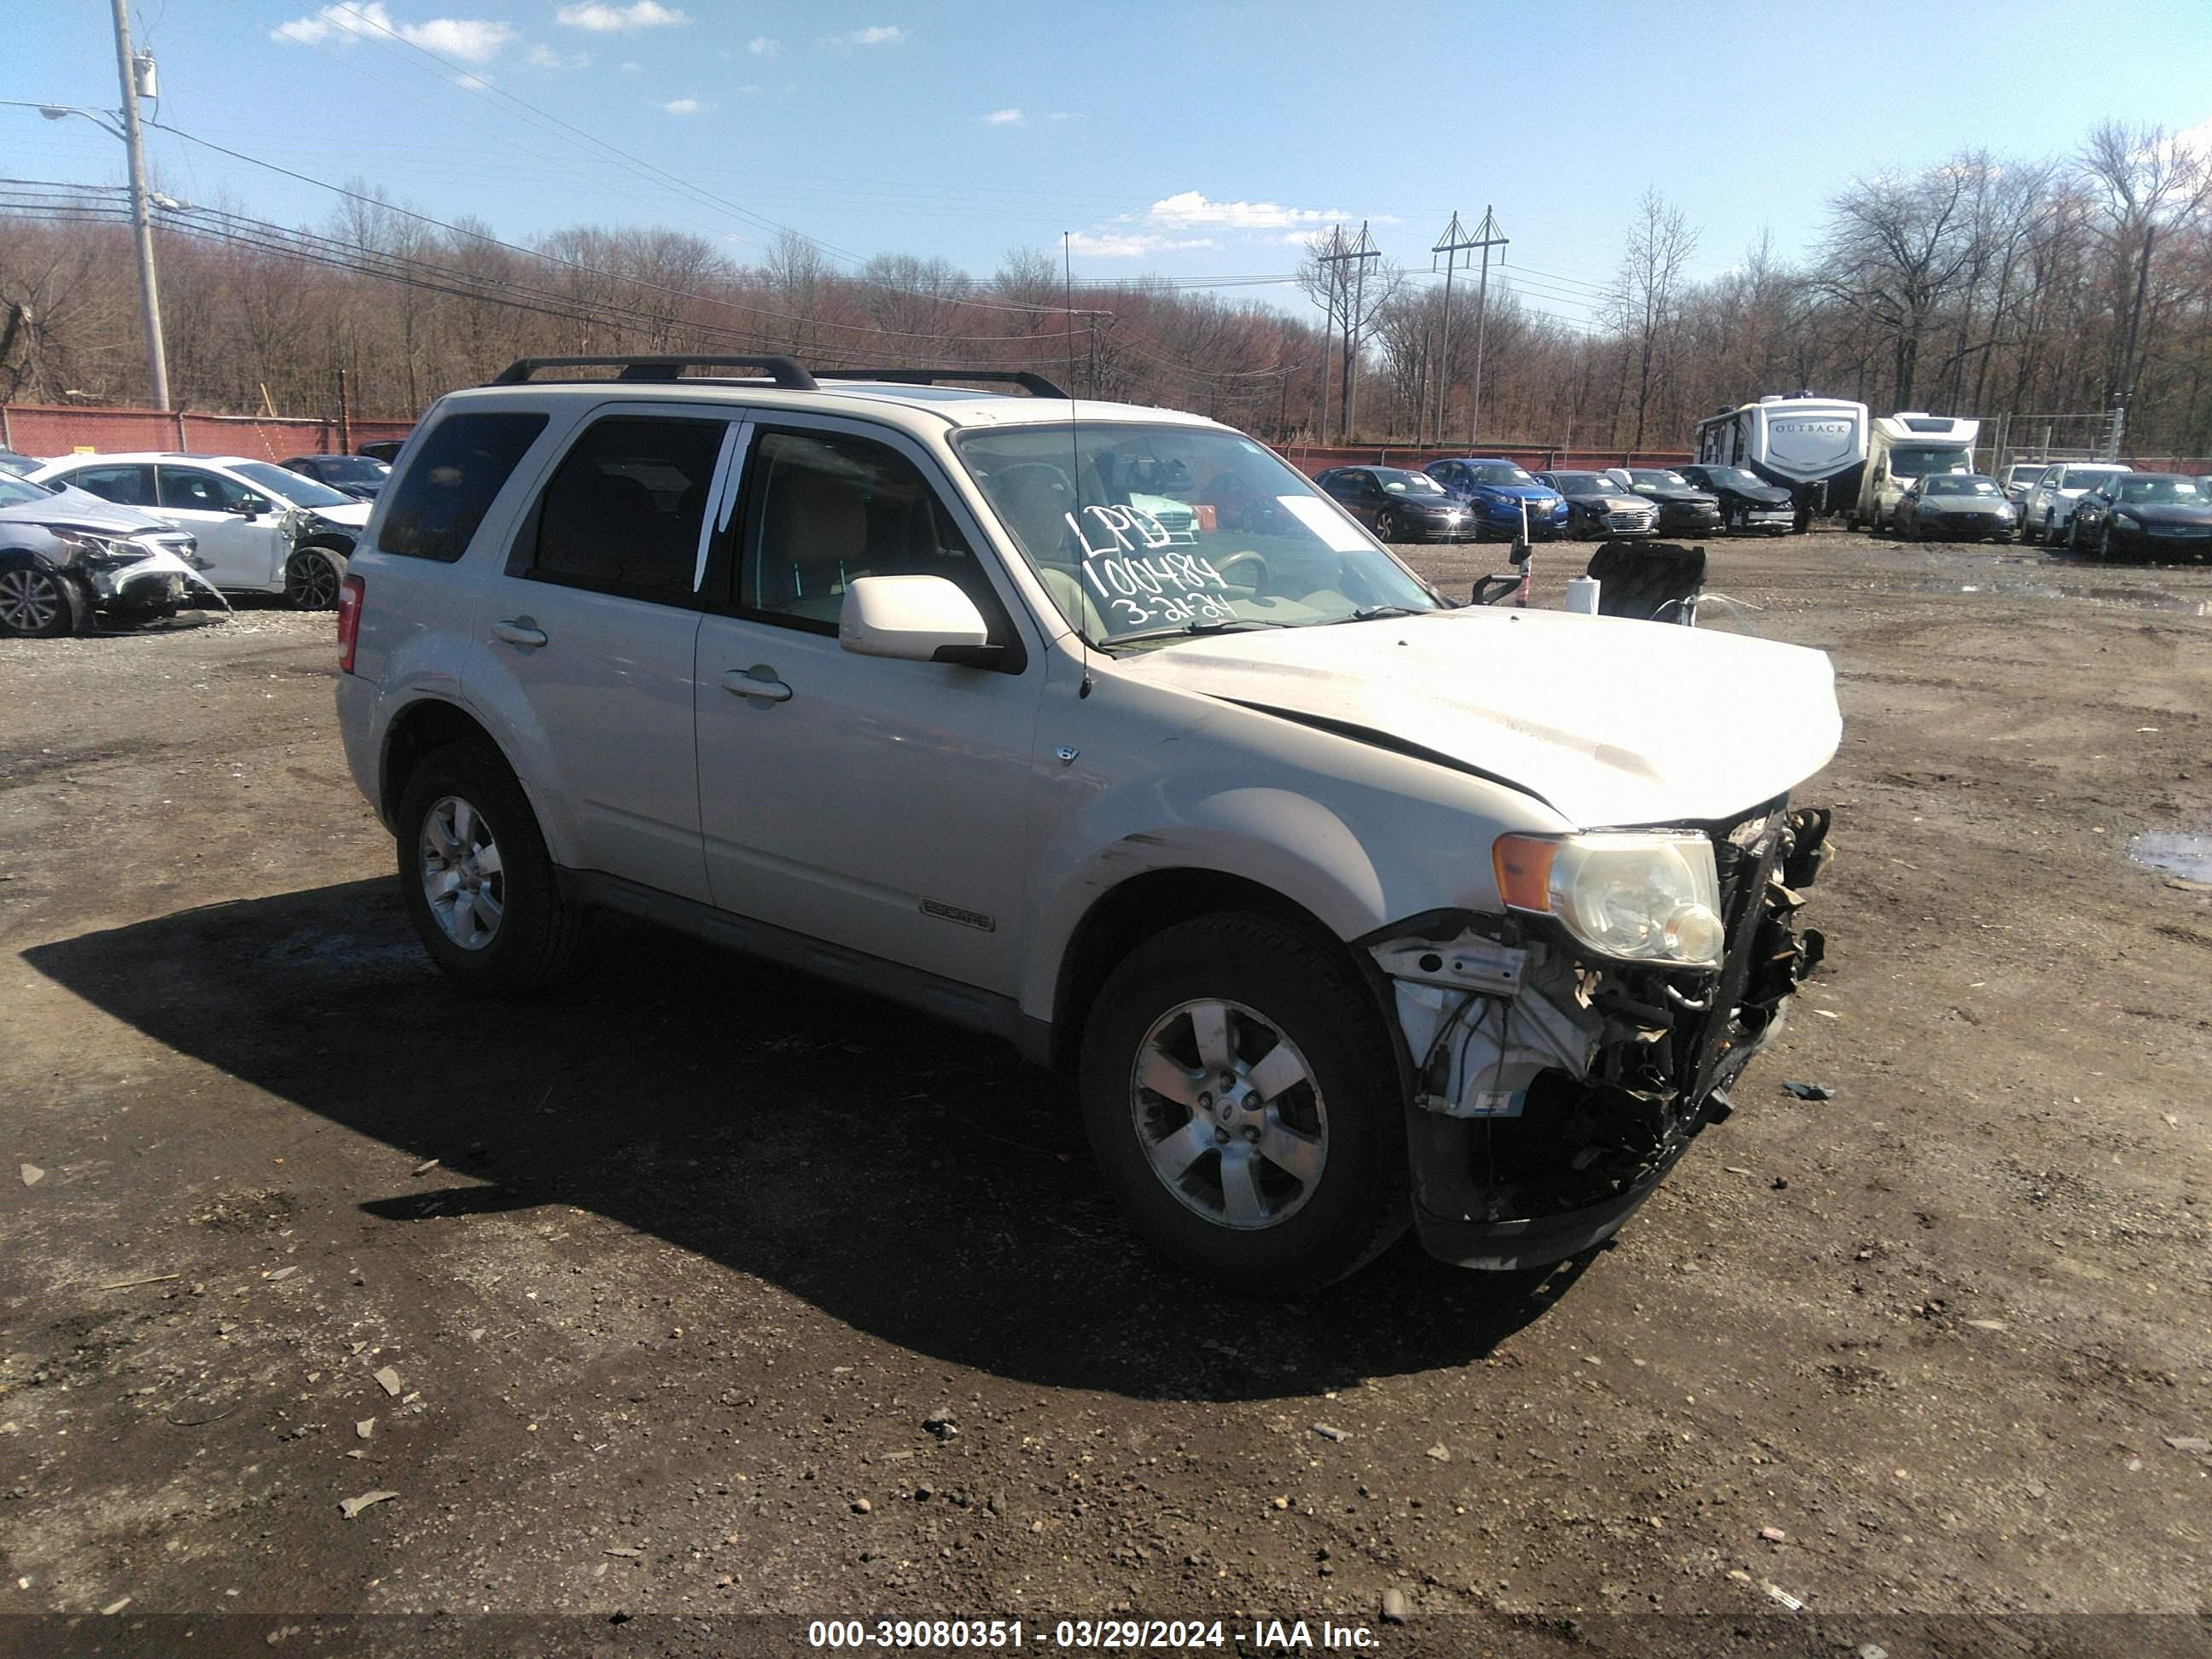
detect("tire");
top-left (1375, 509), bottom-right (1402, 543)
top-left (396, 740), bottom-right (580, 993)
top-left (284, 545), bottom-right (346, 610)
top-left (2066, 515), bottom-right (2082, 554)
top-left (1078, 912), bottom-right (1408, 1295)
top-left (0, 562), bottom-right (85, 638)
top-left (2098, 521), bottom-right (2114, 561)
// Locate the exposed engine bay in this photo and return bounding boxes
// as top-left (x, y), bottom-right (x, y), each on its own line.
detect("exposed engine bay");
top-left (1370, 803), bottom-right (1833, 1267)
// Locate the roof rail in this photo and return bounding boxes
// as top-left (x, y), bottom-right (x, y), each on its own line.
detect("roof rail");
top-left (812, 368), bottom-right (1068, 399)
top-left (488, 354), bottom-right (818, 390)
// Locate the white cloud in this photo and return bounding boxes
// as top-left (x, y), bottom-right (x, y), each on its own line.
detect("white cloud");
top-left (556, 1), bottom-right (685, 32)
top-left (1147, 190), bottom-right (1350, 231)
top-left (748, 34), bottom-right (779, 55)
top-left (272, 3), bottom-right (515, 63)
top-left (1068, 231), bottom-right (1214, 259)
top-left (619, 58), bottom-right (642, 71)
top-left (984, 108), bottom-right (1022, 126)
top-left (830, 24), bottom-right (906, 46)
top-left (527, 43), bottom-right (590, 67)
top-left (661, 95), bottom-right (703, 114)
top-left (1046, 111), bottom-right (1079, 123)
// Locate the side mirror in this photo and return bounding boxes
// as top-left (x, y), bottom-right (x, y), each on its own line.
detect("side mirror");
top-left (230, 497), bottom-right (265, 518)
top-left (839, 574), bottom-right (997, 666)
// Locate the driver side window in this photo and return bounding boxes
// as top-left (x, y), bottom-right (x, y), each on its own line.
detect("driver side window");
top-left (157, 467), bottom-right (252, 513)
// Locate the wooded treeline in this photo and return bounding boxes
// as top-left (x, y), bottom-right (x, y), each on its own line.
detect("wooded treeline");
top-left (3, 119), bottom-right (2208, 457)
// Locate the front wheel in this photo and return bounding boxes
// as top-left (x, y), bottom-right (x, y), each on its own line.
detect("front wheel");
top-left (397, 741), bottom-right (580, 993)
top-left (0, 564), bottom-right (84, 638)
top-left (1079, 913), bottom-right (1407, 1294)
top-left (284, 546), bottom-right (346, 610)
top-left (1375, 509), bottom-right (1403, 543)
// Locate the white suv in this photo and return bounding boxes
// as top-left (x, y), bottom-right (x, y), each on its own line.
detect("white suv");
top-left (335, 356), bottom-right (1841, 1290)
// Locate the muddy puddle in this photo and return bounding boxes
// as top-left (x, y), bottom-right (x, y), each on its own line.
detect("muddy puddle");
top-left (2130, 831), bottom-right (2212, 883)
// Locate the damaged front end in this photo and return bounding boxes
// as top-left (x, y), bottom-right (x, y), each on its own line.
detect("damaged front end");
top-left (52, 528), bottom-right (228, 620)
top-left (1369, 803), bottom-right (1833, 1269)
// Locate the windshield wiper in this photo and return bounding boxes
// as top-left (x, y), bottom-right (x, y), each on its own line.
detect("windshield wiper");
top-left (1106, 618), bottom-right (1295, 647)
top-left (1336, 604), bottom-right (1432, 623)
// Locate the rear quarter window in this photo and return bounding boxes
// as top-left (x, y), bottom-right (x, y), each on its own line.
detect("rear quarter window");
top-left (378, 410), bottom-right (549, 562)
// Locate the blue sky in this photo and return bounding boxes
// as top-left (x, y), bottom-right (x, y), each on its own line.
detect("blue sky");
top-left (10, 0), bottom-right (2212, 331)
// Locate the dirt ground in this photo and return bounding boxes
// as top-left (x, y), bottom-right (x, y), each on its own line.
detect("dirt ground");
top-left (2, 533), bottom-right (2209, 1657)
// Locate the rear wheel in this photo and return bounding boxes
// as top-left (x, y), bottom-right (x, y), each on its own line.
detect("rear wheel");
top-left (397, 741), bottom-right (579, 993)
top-left (1375, 508), bottom-right (1403, 543)
top-left (0, 564), bottom-right (84, 638)
top-left (1079, 913), bottom-right (1407, 1295)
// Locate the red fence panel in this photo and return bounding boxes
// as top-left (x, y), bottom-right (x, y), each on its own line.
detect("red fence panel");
top-left (0, 404), bottom-right (415, 463)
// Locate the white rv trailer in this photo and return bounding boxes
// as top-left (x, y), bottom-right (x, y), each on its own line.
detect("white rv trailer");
top-left (1694, 394), bottom-right (1870, 528)
top-left (1855, 413), bottom-right (1981, 530)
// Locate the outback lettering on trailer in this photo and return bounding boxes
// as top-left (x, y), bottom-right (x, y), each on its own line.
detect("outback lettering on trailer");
top-left (1773, 421), bottom-right (1851, 435)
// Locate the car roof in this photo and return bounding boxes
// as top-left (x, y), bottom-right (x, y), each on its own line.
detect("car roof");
top-left (42, 451), bottom-right (265, 468)
top-left (431, 377), bottom-right (1222, 439)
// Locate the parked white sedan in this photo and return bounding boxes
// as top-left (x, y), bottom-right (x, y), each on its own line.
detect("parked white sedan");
top-left (2018, 463), bottom-right (2130, 547)
top-left (28, 452), bottom-right (370, 608)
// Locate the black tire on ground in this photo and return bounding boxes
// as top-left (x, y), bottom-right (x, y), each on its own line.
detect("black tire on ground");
top-left (2066, 516), bottom-right (2082, 554)
top-left (1375, 509), bottom-right (1402, 543)
top-left (284, 546), bottom-right (346, 610)
top-left (396, 740), bottom-right (581, 994)
top-left (1078, 911), bottom-right (1409, 1295)
top-left (0, 562), bottom-right (86, 638)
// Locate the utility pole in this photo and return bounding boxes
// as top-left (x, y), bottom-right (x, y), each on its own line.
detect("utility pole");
top-left (1461, 206), bottom-right (1508, 446)
top-left (1312, 224), bottom-right (1348, 444)
top-left (107, 0), bottom-right (171, 410)
top-left (1313, 224), bottom-right (1380, 444)
top-left (1429, 212), bottom-right (1481, 447)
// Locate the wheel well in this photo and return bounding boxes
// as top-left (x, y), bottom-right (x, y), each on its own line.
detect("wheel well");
top-left (380, 700), bottom-right (499, 825)
top-left (1051, 868), bottom-right (1359, 1071)
top-left (297, 538), bottom-right (352, 560)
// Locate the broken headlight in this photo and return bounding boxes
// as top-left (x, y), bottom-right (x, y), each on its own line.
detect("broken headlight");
top-left (51, 527), bottom-right (151, 569)
top-left (1493, 831), bottom-right (1726, 969)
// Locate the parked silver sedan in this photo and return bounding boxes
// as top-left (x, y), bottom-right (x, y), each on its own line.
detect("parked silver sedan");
top-left (1892, 473), bottom-right (2018, 542)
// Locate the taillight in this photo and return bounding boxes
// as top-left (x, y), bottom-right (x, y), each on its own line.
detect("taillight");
top-left (336, 575), bottom-right (364, 673)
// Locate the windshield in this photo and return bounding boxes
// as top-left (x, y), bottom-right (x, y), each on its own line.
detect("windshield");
top-left (1887, 445), bottom-right (1970, 480)
top-left (0, 475), bottom-right (56, 508)
top-left (1631, 469), bottom-right (1692, 490)
top-left (300, 455), bottom-right (389, 485)
top-left (1922, 475), bottom-right (2000, 497)
top-left (231, 462), bottom-right (352, 509)
top-left (0, 453), bottom-right (39, 479)
top-left (958, 422), bottom-right (1441, 647)
top-left (1699, 466), bottom-right (1765, 491)
top-left (2058, 467), bottom-right (2122, 490)
top-left (1468, 463), bottom-right (1537, 486)
top-left (1374, 469), bottom-right (1444, 495)
top-left (1548, 473), bottom-right (1610, 492)
top-left (2116, 475), bottom-right (2206, 504)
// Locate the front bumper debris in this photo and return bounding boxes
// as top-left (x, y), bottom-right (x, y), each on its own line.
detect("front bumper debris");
top-left (1369, 802), bottom-right (1833, 1269)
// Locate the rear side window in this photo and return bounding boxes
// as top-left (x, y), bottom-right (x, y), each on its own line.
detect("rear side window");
top-left (520, 416), bottom-right (726, 602)
top-left (379, 410), bottom-right (548, 562)
top-left (67, 463), bottom-right (155, 507)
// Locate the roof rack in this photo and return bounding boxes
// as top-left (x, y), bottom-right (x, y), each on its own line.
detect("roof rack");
top-left (812, 368), bottom-right (1068, 399)
top-left (489, 354), bottom-right (818, 389)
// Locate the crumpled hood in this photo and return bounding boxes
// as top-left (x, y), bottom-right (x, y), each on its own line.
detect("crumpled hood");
top-left (304, 499), bottom-right (373, 529)
top-left (1124, 608), bottom-right (1842, 828)
top-left (0, 484), bottom-right (178, 537)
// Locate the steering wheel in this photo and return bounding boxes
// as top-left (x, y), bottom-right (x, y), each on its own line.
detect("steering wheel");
top-left (1212, 549), bottom-right (1269, 591)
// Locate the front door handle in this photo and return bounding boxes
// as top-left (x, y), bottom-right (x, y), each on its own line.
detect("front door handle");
top-left (722, 667), bottom-right (793, 702)
top-left (492, 619), bottom-right (548, 648)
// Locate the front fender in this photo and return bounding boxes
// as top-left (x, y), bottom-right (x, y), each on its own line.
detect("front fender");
top-left (1014, 667), bottom-right (1573, 1024)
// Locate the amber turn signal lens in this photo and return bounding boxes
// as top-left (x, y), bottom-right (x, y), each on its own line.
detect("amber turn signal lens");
top-left (1493, 835), bottom-right (1558, 911)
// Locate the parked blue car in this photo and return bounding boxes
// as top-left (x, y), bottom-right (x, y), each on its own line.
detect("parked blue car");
top-left (1423, 457), bottom-right (1569, 541)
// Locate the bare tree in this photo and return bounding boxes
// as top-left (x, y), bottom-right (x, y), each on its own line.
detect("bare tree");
top-left (1604, 189), bottom-right (1700, 449)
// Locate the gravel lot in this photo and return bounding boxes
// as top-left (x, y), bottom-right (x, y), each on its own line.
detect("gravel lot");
top-left (2, 538), bottom-right (2209, 1656)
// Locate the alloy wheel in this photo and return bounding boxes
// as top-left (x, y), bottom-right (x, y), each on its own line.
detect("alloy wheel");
top-left (286, 550), bottom-right (341, 609)
top-left (419, 795), bottom-right (504, 950)
top-left (1128, 998), bottom-right (1327, 1231)
top-left (0, 568), bottom-right (63, 634)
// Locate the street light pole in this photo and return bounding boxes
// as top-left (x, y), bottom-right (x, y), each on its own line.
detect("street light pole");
top-left (108, 0), bottom-right (171, 410)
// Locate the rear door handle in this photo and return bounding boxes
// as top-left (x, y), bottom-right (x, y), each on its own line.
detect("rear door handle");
top-left (721, 668), bottom-right (792, 702)
top-left (492, 619), bottom-right (548, 648)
